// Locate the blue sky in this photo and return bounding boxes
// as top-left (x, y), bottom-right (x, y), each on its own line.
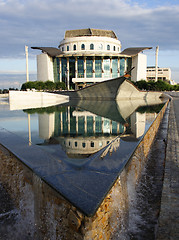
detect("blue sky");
top-left (0, 0), bottom-right (179, 88)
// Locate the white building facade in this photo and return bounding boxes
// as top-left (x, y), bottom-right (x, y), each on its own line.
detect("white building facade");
top-left (146, 67), bottom-right (172, 83)
top-left (32, 28), bottom-right (151, 89)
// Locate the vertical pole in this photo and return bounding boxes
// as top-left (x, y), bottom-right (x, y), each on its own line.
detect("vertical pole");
top-left (28, 114), bottom-right (31, 146)
top-left (59, 58), bottom-right (62, 82)
top-left (67, 58), bottom-right (69, 90)
top-left (25, 45), bottom-right (29, 82)
top-left (155, 46), bottom-right (159, 82)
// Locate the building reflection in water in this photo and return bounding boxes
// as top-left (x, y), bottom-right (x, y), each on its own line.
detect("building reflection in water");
top-left (35, 100), bottom-right (161, 160)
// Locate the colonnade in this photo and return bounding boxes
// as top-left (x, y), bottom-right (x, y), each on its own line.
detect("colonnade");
top-left (58, 56), bottom-right (128, 89)
top-left (59, 109), bottom-right (122, 136)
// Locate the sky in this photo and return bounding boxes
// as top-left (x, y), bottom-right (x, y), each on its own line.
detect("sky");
top-left (0, 0), bottom-right (179, 89)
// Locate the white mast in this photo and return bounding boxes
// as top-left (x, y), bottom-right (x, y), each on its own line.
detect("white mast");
top-left (25, 45), bottom-right (29, 82)
top-left (155, 46), bottom-right (159, 82)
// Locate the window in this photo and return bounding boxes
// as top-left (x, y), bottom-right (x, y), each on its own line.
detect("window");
top-left (62, 47), bottom-right (64, 51)
top-left (107, 45), bottom-right (110, 50)
top-left (113, 46), bottom-right (116, 51)
top-left (73, 44), bottom-right (76, 51)
top-left (112, 59), bottom-right (118, 78)
top-left (82, 142), bottom-right (86, 148)
top-left (95, 59), bottom-right (102, 78)
top-left (103, 59), bottom-right (110, 78)
top-left (81, 44), bottom-right (85, 50)
top-left (86, 58), bottom-right (93, 78)
top-left (75, 141), bottom-right (77, 147)
top-left (78, 58), bottom-right (84, 78)
top-left (67, 46), bottom-right (69, 51)
top-left (90, 43), bottom-right (94, 50)
top-left (91, 142), bottom-right (94, 147)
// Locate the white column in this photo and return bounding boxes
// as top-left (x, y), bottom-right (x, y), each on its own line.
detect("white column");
top-left (110, 120), bottom-right (112, 134)
top-left (75, 57), bottom-right (78, 78)
top-left (67, 106), bottom-right (70, 133)
top-left (59, 58), bottom-right (62, 82)
top-left (25, 46), bottom-right (29, 82)
top-left (118, 58), bottom-right (120, 77)
top-left (66, 58), bottom-right (70, 90)
top-left (155, 46), bottom-right (159, 82)
top-left (124, 58), bottom-right (127, 73)
top-left (101, 117), bottom-right (104, 134)
top-left (93, 56), bottom-right (95, 79)
top-left (117, 123), bottom-right (120, 134)
top-left (84, 57), bottom-right (86, 79)
top-left (102, 57), bottom-right (104, 79)
top-left (84, 116), bottom-right (87, 134)
top-left (60, 112), bottom-right (63, 133)
top-left (28, 114), bottom-right (31, 146)
top-left (76, 116), bottom-right (78, 135)
top-left (93, 116), bottom-right (95, 134)
top-left (110, 57), bottom-right (112, 79)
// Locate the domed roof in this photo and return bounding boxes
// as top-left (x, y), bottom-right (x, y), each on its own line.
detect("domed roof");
top-left (65, 28), bottom-right (117, 39)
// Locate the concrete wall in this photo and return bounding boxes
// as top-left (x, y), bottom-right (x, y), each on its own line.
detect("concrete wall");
top-left (131, 53), bottom-right (147, 82)
top-left (9, 91), bottom-right (69, 110)
top-left (59, 36), bottom-right (121, 53)
top-left (0, 100), bottom-right (169, 239)
top-left (60, 77), bottom-right (163, 101)
top-left (116, 80), bottom-right (162, 100)
top-left (37, 53), bottom-right (54, 82)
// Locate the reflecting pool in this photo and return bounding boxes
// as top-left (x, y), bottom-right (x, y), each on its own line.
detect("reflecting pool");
top-left (0, 98), bottom-right (165, 215)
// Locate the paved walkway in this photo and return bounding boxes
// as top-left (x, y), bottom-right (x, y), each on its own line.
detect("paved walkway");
top-left (157, 94), bottom-right (179, 240)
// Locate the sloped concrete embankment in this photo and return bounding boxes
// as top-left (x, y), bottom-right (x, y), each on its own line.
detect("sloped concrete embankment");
top-left (58, 77), bottom-right (163, 101)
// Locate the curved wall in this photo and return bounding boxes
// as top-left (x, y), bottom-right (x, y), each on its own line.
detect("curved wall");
top-left (59, 36), bottom-right (121, 55)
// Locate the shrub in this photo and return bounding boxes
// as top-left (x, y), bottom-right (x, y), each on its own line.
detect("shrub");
top-left (133, 79), bottom-right (178, 91)
top-left (21, 81), bottom-right (67, 91)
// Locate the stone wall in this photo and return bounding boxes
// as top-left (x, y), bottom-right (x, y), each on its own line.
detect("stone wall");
top-left (0, 100), bottom-right (169, 239)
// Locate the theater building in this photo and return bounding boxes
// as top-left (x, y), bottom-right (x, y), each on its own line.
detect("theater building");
top-left (32, 28), bottom-right (151, 90)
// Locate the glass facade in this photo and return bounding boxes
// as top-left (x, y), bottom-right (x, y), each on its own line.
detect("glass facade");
top-left (95, 59), bottom-right (102, 78)
top-left (126, 58), bottom-right (132, 72)
top-left (120, 58), bottom-right (125, 76)
top-left (53, 57), bottom-right (60, 83)
top-left (69, 58), bottom-right (75, 88)
top-left (53, 56), bottom-right (131, 89)
top-left (55, 107), bottom-right (125, 137)
top-left (78, 58), bottom-right (84, 78)
top-left (61, 58), bottom-right (67, 83)
top-left (112, 58), bottom-right (118, 78)
top-left (86, 58), bottom-right (93, 78)
top-left (103, 59), bottom-right (110, 79)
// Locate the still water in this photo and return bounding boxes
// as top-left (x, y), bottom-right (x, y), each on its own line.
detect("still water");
top-left (0, 99), bottom-right (164, 163)
top-left (0, 98), bottom-right (166, 239)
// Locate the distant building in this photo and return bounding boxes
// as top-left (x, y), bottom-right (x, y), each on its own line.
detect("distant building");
top-left (32, 28), bottom-right (151, 89)
top-left (146, 66), bottom-right (172, 83)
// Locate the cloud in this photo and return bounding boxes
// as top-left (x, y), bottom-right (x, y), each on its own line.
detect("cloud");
top-left (0, 0), bottom-right (179, 59)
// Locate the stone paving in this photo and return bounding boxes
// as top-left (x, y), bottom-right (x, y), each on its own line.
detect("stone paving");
top-left (156, 94), bottom-right (179, 240)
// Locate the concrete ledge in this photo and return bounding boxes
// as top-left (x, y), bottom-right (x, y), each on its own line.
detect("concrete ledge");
top-left (9, 91), bottom-right (69, 110)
